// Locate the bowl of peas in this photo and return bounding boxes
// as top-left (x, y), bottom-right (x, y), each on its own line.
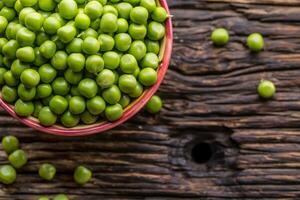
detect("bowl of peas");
top-left (0, 0), bottom-right (173, 136)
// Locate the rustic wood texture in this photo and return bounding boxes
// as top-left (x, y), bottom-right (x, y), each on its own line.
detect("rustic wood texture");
top-left (1, 0), bottom-right (300, 199)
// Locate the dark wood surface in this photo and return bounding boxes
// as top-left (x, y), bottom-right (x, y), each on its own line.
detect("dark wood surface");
top-left (2, 0), bottom-right (300, 199)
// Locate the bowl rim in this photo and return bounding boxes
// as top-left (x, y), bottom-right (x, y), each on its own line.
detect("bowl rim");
top-left (0, 0), bottom-right (173, 137)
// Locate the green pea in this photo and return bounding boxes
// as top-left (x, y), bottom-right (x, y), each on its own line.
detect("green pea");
top-left (14, 99), bottom-right (34, 117)
top-left (115, 2), bottom-right (132, 19)
top-left (60, 110), bottom-right (80, 127)
top-left (96, 69), bottom-right (115, 89)
top-left (4, 70), bottom-right (19, 86)
top-left (100, 13), bottom-right (118, 33)
top-left (16, 46), bottom-right (35, 63)
top-left (103, 5), bottom-right (118, 16)
top-left (151, 7), bottom-right (167, 22)
top-left (39, 163), bottom-right (56, 180)
top-left (257, 80), bottom-right (275, 99)
top-left (37, 84), bottom-right (52, 98)
top-left (247, 33), bottom-right (264, 52)
top-left (67, 53), bottom-right (85, 72)
top-left (86, 55), bottom-right (104, 74)
top-left (0, 68), bottom-right (7, 85)
top-left (129, 81), bottom-right (143, 98)
top-left (53, 194), bottom-right (69, 200)
top-left (98, 34), bottom-right (115, 51)
top-left (2, 135), bottom-right (19, 154)
top-left (8, 149), bottom-right (27, 168)
top-left (146, 95), bottom-right (162, 114)
top-left (43, 17), bottom-right (62, 35)
top-left (51, 51), bottom-right (68, 70)
top-left (118, 94), bottom-right (130, 108)
top-left (2, 39), bottom-right (19, 59)
top-left (64, 68), bottom-right (82, 85)
top-left (74, 165), bottom-right (92, 185)
top-left (211, 28), bottom-right (229, 46)
top-left (0, 7), bottom-right (16, 22)
top-left (66, 38), bottom-right (83, 53)
top-left (18, 83), bottom-right (36, 101)
top-left (6, 22), bottom-right (23, 40)
top-left (80, 111), bottom-right (98, 125)
top-left (140, 0), bottom-right (156, 13)
top-left (105, 103), bottom-right (123, 121)
top-left (114, 33), bottom-right (132, 52)
top-left (52, 77), bottom-right (70, 96)
top-left (102, 85), bottom-right (121, 104)
top-left (103, 51), bottom-right (120, 69)
top-left (117, 18), bottom-right (128, 33)
top-left (86, 96), bottom-right (105, 115)
top-left (141, 53), bottom-right (159, 69)
top-left (128, 23), bottom-right (147, 40)
top-left (138, 67), bottom-right (157, 86)
top-left (0, 16), bottom-right (8, 34)
top-left (39, 0), bottom-right (56, 11)
top-left (57, 25), bottom-right (77, 43)
top-left (84, 0), bottom-right (103, 20)
top-left (0, 165), bottom-right (16, 185)
top-left (147, 21), bottom-right (165, 41)
top-left (130, 6), bottom-right (148, 25)
top-left (80, 28), bottom-right (98, 39)
top-left (58, 0), bottom-right (78, 20)
top-left (1, 85), bottom-right (17, 103)
top-left (33, 101), bottom-right (43, 118)
top-left (39, 64), bottom-right (57, 83)
top-left (39, 40), bottom-right (57, 59)
top-left (36, 32), bottom-right (50, 46)
top-left (20, 0), bottom-right (37, 6)
top-left (82, 36), bottom-right (101, 54)
top-left (49, 95), bottom-right (68, 114)
top-left (118, 74), bottom-right (137, 94)
top-left (78, 78), bottom-right (98, 98)
top-left (16, 27), bottom-right (36, 47)
top-left (25, 12), bottom-right (44, 31)
top-left (128, 40), bottom-right (146, 61)
top-left (19, 7), bottom-right (35, 25)
top-left (14, 0), bottom-right (23, 13)
top-left (38, 106), bottom-right (57, 126)
top-left (69, 96), bottom-right (85, 114)
top-left (0, 38), bottom-right (8, 51)
top-left (20, 69), bottom-right (40, 88)
top-left (74, 13), bottom-right (90, 30)
top-left (145, 39), bottom-right (159, 54)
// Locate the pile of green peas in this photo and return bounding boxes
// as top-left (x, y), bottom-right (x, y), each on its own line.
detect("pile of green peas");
top-left (0, 0), bottom-right (168, 127)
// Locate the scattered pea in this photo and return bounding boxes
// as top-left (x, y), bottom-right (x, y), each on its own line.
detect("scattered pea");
top-left (39, 163), bottom-right (56, 181)
top-left (8, 149), bottom-right (28, 169)
top-left (74, 165), bottom-right (92, 185)
top-left (247, 33), bottom-right (264, 52)
top-left (257, 80), bottom-right (276, 99)
top-left (146, 95), bottom-right (162, 114)
top-left (211, 28), bottom-right (229, 46)
top-left (2, 135), bottom-right (19, 154)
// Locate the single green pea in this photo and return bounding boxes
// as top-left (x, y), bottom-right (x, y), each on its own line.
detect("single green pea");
top-left (19, 7), bottom-right (35, 25)
top-left (67, 53), bottom-right (85, 72)
top-left (38, 106), bottom-right (57, 126)
top-left (33, 101), bottom-right (43, 118)
top-left (118, 74), bottom-right (137, 94)
top-left (141, 53), bottom-right (159, 69)
top-left (84, 0), bottom-right (103, 20)
top-left (51, 51), bottom-right (68, 70)
top-left (0, 16), bottom-right (8, 34)
top-left (1, 136), bottom-right (19, 154)
top-left (4, 71), bottom-right (19, 86)
top-left (25, 12), bottom-right (44, 31)
top-left (105, 103), bottom-right (123, 121)
top-left (2, 39), bottom-right (19, 59)
top-left (0, 165), bottom-right (16, 185)
top-left (20, 69), bottom-right (40, 88)
top-left (86, 55), bottom-right (104, 74)
top-left (0, 68), bottom-right (7, 85)
top-left (96, 69), bottom-right (115, 89)
top-left (16, 27), bottom-right (36, 47)
top-left (74, 165), bottom-right (92, 185)
top-left (128, 23), bottom-right (147, 40)
top-left (117, 18), bottom-right (129, 33)
top-left (16, 46), bottom-right (35, 63)
top-left (211, 28), bottom-right (229, 46)
top-left (52, 77), bottom-right (70, 96)
top-left (82, 36), bottom-right (101, 55)
top-left (119, 54), bottom-right (137, 74)
top-left (103, 5), bottom-right (118, 16)
top-left (80, 111), bottom-right (98, 125)
top-left (98, 34), bottom-right (115, 51)
top-left (128, 40), bottom-right (146, 61)
top-left (86, 96), bottom-right (105, 115)
top-left (145, 39), bottom-right (160, 54)
top-left (69, 96), bottom-right (85, 114)
top-left (39, 0), bottom-right (56, 11)
top-left (257, 80), bottom-right (275, 99)
top-left (37, 84), bottom-right (52, 98)
top-left (114, 33), bottom-right (132, 52)
top-left (80, 28), bottom-right (98, 39)
top-left (39, 40), bottom-right (57, 59)
top-left (103, 51), bottom-right (120, 69)
top-left (74, 13), bottom-right (90, 30)
top-left (14, 0), bottom-right (23, 13)
top-left (8, 149), bottom-right (28, 169)
top-left (49, 95), bottom-right (68, 114)
top-left (151, 7), bottom-right (167, 23)
top-left (118, 94), bottom-right (130, 108)
top-left (124, 0), bottom-right (140, 6)
top-left (20, 0), bottom-right (37, 6)
top-left (53, 194), bottom-right (69, 200)
top-left (60, 111), bottom-right (80, 127)
top-left (247, 33), bottom-right (264, 52)
top-left (147, 21), bottom-right (165, 41)
top-left (140, 0), bottom-right (156, 13)
top-left (58, 0), bottom-right (78, 20)
top-left (39, 64), bottom-right (57, 83)
top-left (116, 2), bottom-right (132, 19)
top-left (33, 47), bottom-right (48, 66)
top-left (36, 32), bottom-right (50, 46)
top-left (0, 7), bottom-right (16, 22)
top-left (39, 163), bottom-right (56, 181)
top-left (129, 82), bottom-right (143, 98)
top-left (50, 13), bottom-right (66, 25)
top-left (64, 68), bottom-right (82, 85)
top-left (14, 99), bottom-right (34, 117)
top-left (78, 78), bottom-right (98, 98)
top-left (18, 83), bottom-right (36, 101)
top-left (66, 38), bottom-right (83, 53)
top-left (0, 38), bottom-right (8, 51)
top-left (130, 6), bottom-right (148, 25)
top-left (1, 85), bottom-right (17, 103)
top-left (57, 25), bottom-right (77, 43)
top-left (43, 17), bottom-right (62, 35)
top-left (146, 95), bottom-right (162, 114)
top-left (102, 85), bottom-right (121, 104)
top-left (100, 13), bottom-right (118, 33)
top-left (138, 68), bottom-right (157, 87)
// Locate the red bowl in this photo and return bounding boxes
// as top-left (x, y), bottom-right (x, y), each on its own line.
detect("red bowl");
top-left (0, 0), bottom-right (173, 137)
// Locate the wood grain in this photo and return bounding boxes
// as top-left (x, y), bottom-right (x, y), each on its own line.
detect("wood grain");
top-left (1, 0), bottom-right (300, 199)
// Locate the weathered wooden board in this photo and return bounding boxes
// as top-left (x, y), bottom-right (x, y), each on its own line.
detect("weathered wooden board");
top-left (1, 0), bottom-right (300, 199)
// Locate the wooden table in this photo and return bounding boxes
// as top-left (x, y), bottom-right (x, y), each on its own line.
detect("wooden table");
top-left (2, 0), bottom-right (300, 199)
